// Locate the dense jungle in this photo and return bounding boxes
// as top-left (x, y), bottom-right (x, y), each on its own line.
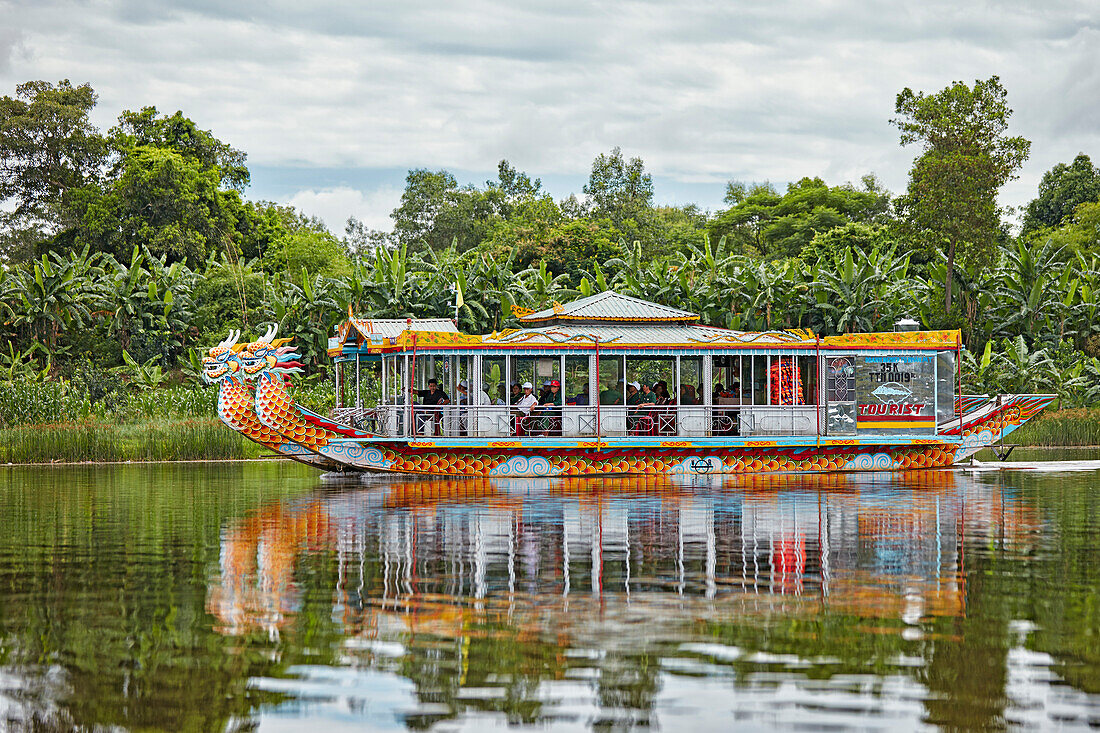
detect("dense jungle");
top-left (2, 76), bottom-right (1100, 454)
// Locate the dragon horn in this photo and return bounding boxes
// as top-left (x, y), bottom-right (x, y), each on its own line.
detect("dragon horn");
top-left (263, 323), bottom-right (278, 342)
top-left (217, 329), bottom-right (240, 349)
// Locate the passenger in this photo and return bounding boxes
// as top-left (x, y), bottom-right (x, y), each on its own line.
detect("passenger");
top-left (654, 381), bottom-right (672, 405)
top-left (458, 379), bottom-right (490, 406)
top-left (416, 378), bottom-right (449, 436)
top-left (512, 382), bottom-right (538, 434)
top-left (535, 379), bottom-right (563, 435)
top-left (654, 381), bottom-right (674, 435)
top-left (712, 383), bottom-right (725, 403)
top-left (626, 381), bottom-right (653, 434)
top-left (509, 382), bottom-right (522, 405)
top-left (680, 384), bottom-right (698, 406)
top-left (572, 388), bottom-right (589, 406)
top-left (600, 378), bottom-right (624, 405)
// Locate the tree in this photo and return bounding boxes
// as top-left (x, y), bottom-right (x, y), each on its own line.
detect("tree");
top-left (261, 228), bottom-right (351, 278)
top-left (892, 76), bottom-right (1031, 312)
top-left (390, 169), bottom-right (498, 252)
top-left (708, 182), bottom-right (780, 254)
top-left (709, 176), bottom-right (889, 258)
top-left (1021, 154), bottom-right (1100, 237)
top-left (0, 80), bottom-right (106, 258)
top-left (74, 108), bottom-right (253, 265)
top-left (582, 147), bottom-right (654, 233)
top-left (109, 106), bottom-right (249, 190)
top-left (76, 145), bottom-right (234, 263)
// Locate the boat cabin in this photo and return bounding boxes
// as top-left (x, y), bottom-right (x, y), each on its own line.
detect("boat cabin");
top-left (327, 292), bottom-right (961, 442)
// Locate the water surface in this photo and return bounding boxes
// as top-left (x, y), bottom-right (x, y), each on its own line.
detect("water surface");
top-left (1, 462), bottom-right (1099, 731)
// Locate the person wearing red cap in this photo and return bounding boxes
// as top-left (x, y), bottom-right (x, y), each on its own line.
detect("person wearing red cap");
top-left (534, 378), bottom-right (563, 435)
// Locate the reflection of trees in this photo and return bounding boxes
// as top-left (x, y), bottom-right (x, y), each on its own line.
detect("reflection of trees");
top-left (6, 464), bottom-right (1100, 729)
top-left (0, 463), bottom-right (312, 730)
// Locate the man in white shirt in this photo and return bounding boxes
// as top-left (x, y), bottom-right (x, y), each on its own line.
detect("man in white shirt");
top-left (513, 382), bottom-right (538, 435)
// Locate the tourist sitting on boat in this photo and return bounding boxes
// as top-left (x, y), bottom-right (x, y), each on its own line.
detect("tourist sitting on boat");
top-left (626, 382), bottom-right (656, 434)
top-left (570, 389), bottom-right (589, 406)
top-left (532, 379), bottom-right (563, 436)
top-left (416, 379), bottom-right (449, 436)
top-left (509, 382), bottom-right (522, 404)
top-left (512, 382), bottom-right (538, 435)
top-left (600, 379), bottom-right (624, 405)
top-left (680, 384), bottom-right (698, 406)
top-left (653, 381), bottom-right (677, 435)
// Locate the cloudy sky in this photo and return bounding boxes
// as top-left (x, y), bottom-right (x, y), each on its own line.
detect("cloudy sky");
top-left (2, 0), bottom-right (1097, 232)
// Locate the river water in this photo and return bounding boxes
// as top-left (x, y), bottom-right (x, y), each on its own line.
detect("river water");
top-left (1, 461), bottom-right (1099, 731)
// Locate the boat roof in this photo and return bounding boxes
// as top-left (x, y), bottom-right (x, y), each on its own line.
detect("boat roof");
top-left (519, 292), bottom-right (699, 325)
top-left (334, 318), bottom-right (458, 347)
top-left (330, 293), bottom-right (961, 355)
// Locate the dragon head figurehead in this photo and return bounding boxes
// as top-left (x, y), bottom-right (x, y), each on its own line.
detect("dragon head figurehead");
top-left (236, 324), bottom-right (304, 382)
top-left (202, 330), bottom-right (245, 384)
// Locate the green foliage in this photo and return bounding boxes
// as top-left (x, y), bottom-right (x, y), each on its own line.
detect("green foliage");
top-left (261, 228), bottom-right (351, 277)
top-left (710, 176), bottom-right (888, 258)
top-left (582, 147), bottom-right (655, 239)
top-left (116, 349), bottom-right (170, 391)
top-left (892, 76), bottom-right (1031, 311)
top-left (0, 79), bottom-right (106, 257)
top-left (0, 418), bottom-right (242, 463)
top-left (1021, 154), bottom-right (1100, 236)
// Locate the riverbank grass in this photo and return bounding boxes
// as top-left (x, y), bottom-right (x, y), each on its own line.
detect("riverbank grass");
top-left (1006, 408), bottom-right (1100, 447)
top-left (0, 419), bottom-right (268, 464)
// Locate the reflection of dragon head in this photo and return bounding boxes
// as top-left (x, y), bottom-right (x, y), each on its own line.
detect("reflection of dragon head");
top-left (235, 323), bottom-right (303, 381)
top-left (202, 330), bottom-right (243, 384)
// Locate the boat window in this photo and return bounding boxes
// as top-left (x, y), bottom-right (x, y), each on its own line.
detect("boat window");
top-left (565, 356), bottom-right (590, 406)
top-left (752, 355), bottom-right (769, 405)
top-left (797, 355), bottom-right (818, 405)
top-left (679, 356), bottom-right (703, 406)
top-left (627, 356), bottom-right (675, 403)
top-left (509, 356), bottom-right (560, 397)
top-left (597, 356), bottom-right (624, 405)
top-left (936, 351), bottom-right (956, 423)
top-left (384, 355), bottom-right (405, 404)
top-left (482, 356), bottom-right (506, 405)
top-left (712, 354), bottom-right (745, 405)
top-left (768, 354), bottom-right (804, 405)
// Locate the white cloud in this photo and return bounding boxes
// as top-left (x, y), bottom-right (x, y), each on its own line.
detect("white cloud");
top-left (2, 0), bottom-right (1099, 212)
top-left (286, 185), bottom-right (402, 234)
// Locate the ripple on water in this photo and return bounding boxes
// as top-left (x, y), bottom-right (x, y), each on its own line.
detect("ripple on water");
top-left (0, 463), bottom-right (1098, 729)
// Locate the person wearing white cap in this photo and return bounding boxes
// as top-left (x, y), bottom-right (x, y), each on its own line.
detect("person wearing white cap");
top-left (512, 382), bottom-right (539, 435)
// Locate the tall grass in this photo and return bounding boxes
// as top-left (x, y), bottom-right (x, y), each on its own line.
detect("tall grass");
top-left (0, 419), bottom-right (245, 463)
top-left (1009, 409), bottom-right (1100, 447)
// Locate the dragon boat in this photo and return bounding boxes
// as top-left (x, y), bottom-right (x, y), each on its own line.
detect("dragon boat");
top-left (207, 292), bottom-right (1055, 477)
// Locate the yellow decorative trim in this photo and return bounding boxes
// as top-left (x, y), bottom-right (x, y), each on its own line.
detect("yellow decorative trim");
top-left (660, 441), bottom-right (690, 447)
top-left (745, 440), bottom-right (777, 447)
top-left (487, 441), bottom-right (522, 448)
top-left (519, 314), bottom-right (700, 324)
top-left (510, 304), bottom-right (534, 318)
top-left (408, 441), bottom-right (435, 448)
top-left (552, 300), bottom-right (565, 315)
top-left (825, 439), bottom-right (858, 446)
top-left (688, 328), bottom-right (816, 346)
top-left (822, 330), bottom-right (960, 349)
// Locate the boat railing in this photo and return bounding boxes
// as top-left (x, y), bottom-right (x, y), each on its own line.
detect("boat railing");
top-left (360, 403), bottom-right (820, 440)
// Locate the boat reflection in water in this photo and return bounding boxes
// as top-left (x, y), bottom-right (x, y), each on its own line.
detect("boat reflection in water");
top-left (209, 470), bottom-right (1046, 728)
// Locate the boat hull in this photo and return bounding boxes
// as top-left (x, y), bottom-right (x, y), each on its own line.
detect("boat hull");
top-left (322, 440), bottom-right (960, 476)
top-left (310, 394), bottom-right (1057, 477)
